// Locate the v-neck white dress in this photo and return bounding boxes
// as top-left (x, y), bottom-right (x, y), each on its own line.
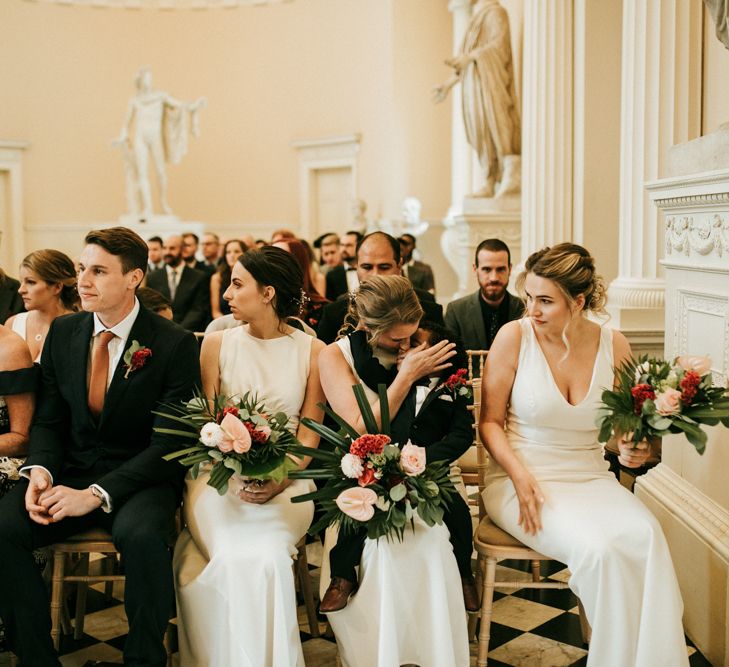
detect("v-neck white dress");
top-left (483, 318), bottom-right (688, 667)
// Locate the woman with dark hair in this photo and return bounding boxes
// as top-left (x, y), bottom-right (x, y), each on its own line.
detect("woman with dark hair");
top-left (6, 250), bottom-right (78, 361)
top-left (174, 246), bottom-right (326, 666)
top-left (209, 239), bottom-right (246, 320)
top-left (273, 239), bottom-right (329, 330)
top-left (481, 243), bottom-right (687, 666)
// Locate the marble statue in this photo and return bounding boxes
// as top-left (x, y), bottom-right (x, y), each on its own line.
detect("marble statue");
top-left (375, 196), bottom-right (429, 239)
top-left (704, 0), bottom-right (729, 50)
top-left (434, 0), bottom-right (521, 199)
top-left (113, 67), bottom-right (206, 220)
top-left (350, 198), bottom-right (368, 233)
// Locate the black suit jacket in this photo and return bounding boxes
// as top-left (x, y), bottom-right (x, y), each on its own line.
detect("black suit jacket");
top-left (0, 275), bottom-right (23, 324)
top-left (325, 264), bottom-right (351, 301)
top-left (147, 265), bottom-right (211, 332)
top-left (391, 382), bottom-right (473, 464)
top-left (25, 306), bottom-right (201, 505)
top-left (316, 287), bottom-right (443, 344)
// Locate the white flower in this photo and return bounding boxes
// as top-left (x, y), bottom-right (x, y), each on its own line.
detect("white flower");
top-left (200, 422), bottom-right (224, 448)
top-left (341, 453), bottom-right (364, 479)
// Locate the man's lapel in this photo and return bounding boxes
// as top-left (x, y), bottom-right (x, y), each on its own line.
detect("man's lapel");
top-left (71, 314), bottom-right (94, 413)
top-left (100, 307), bottom-right (155, 426)
top-left (468, 292), bottom-right (488, 349)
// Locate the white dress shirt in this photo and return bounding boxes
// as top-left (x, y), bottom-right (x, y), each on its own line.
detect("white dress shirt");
top-left (345, 266), bottom-right (360, 292)
top-left (414, 377), bottom-right (440, 417)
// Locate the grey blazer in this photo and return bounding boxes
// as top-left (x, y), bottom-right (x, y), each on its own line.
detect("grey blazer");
top-left (444, 290), bottom-right (524, 353)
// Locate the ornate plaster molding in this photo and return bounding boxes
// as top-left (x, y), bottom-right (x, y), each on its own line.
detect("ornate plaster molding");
top-left (665, 213), bottom-right (729, 258)
top-left (25, 0), bottom-right (291, 8)
top-left (654, 192), bottom-right (729, 210)
top-left (607, 279), bottom-right (665, 310)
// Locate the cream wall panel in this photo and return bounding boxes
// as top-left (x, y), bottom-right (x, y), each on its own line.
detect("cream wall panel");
top-left (702, 8), bottom-right (729, 135)
top-left (0, 0), bottom-right (451, 243)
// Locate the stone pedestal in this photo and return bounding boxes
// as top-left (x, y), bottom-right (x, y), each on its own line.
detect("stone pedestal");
top-left (638, 132), bottom-right (729, 666)
top-left (441, 197), bottom-right (520, 302)
top-left (115, 216), bottom-right (206, 242)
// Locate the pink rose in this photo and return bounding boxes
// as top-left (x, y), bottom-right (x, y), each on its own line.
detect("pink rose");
top-left (676, 355), bottom-right (712, 376)
top-left (654, 388), bottom-right (683, 416)
top-left (399, 441), bottom-right (426, 476)
top-left (220, 413), bottom-right (252, 454)
top-left (335, 487), bottom-right (378, 522)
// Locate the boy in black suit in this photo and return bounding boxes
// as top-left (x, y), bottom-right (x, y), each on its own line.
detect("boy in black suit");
top-left (321, 322), bottom-right (478, 612)
top-left (0, 227), bottom-right (200, 667)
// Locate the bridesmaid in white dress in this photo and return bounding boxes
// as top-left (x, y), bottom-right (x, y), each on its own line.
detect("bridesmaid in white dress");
top-left (318, 275), bottom-right (470, 667)
top-left (481, 243), bottom-right (688, 667)
top-left (173, 246), bottom-right (325, 667)
top-left (6, 250), bottom-right (78, 362)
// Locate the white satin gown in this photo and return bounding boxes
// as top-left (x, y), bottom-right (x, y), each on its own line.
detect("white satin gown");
top-left (483, 318), bottom-right (688, 667)
top-left (318, 337), bottom-right (469, 667)
top-left (174, 326), bottom-right (316, 666)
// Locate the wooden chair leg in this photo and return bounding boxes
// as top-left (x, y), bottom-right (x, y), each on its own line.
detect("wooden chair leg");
top-left (477, 556), bottom-right (497, 667)
top-left (468, 553), bottom-right (482, 642)
top-left (50, 550), bottom-right (66, 651)
top-left (297, 545), bottom-right (320, 638)
top-left (530, 559), bottom-right (541, 582)
top-left (73, 553), bottom-right (90, 639)
top-left (577, 598), bottom-right (591, 645)
top-left (103, 554), bottom-right (116, 601)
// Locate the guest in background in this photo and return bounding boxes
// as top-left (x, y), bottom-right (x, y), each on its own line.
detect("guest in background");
top-left (270, 228), bottom-right (297, 244)
top-left (445, 238), bottom-right (524, 375)
top-left (137, 286), bottom-right (173, 320)
top-left (0, 270), bottom-right (23, 325)
top-left (317, 232), bottom-right (442, 345)
top-left (315, 233), bottom-right (342, 276)
top-left (399, 233), bottom-right (435, 295)
top-left (210, 239), bottom-right (247, 320)
top-left (300, 239), bottom-right (326, 297)
top-left (254, 239), bottom-right (267, 249)
top-left (6, 250), bottom-right (79, 362)
top-left (325, 230), bottom-right (361, 301)
top-left (147, 235), bottom-right (211, 332)
top-left (182, 232), bottom-right (207, 273)
top-left (273, 239), bottom-right (329, 331)
top-left (200, 233), bottom-right (221, 271)
top-left (147, 235), bottom-right (165, 272)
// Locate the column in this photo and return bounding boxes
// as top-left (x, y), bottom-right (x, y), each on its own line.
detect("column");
top-left (606, 0), bottom-right (701, 351)
top-left (520, 0), bottom-right (573, 261)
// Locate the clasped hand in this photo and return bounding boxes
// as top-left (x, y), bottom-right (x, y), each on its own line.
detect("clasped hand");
top-left (25, 469), bottom-right (101, 525)
top-left (616, 432), bottom-right (651, 469)
top-left (238, 479), bottom-right (288, 505)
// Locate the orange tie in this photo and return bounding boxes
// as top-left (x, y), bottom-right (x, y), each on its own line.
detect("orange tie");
top-left (88, 331), bottom-right (115, 418)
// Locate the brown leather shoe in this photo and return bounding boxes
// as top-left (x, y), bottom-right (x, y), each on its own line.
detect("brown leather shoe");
top-left (461, 574), bottom-right (480, 612)
top-left (320, 576), bottom-right (357, 612)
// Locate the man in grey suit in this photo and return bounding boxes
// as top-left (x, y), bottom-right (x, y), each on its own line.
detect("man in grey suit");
top-left (444, 239), bottom-right (523, 374)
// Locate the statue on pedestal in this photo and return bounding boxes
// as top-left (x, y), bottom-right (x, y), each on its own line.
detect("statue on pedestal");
top-left (113, 67), bottom-right (206, 221)
top-left (705, 0), bottom-right (729, 50)
top-left (434, 0), bottom-right (521, 199)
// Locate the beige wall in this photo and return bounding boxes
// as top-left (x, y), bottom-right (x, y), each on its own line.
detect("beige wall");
top-left (702, 7), bottom-right (729, 135)
top-left (0, 0), bottom-right (451, 237)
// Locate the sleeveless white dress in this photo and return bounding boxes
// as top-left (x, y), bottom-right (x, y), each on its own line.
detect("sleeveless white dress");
top-left (484, 319), bottom-right (688, 667)
top-left (319, 337), bottom-right (469, 667)
top-left (173, 326), bottom-right (316, 667)
top-left (11, 313), bottom-right (41, 362)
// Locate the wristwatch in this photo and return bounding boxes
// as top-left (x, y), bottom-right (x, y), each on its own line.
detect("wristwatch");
top-left (89, 485), bottom-right (112, 513)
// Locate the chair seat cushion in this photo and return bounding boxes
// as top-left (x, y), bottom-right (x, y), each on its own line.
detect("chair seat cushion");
top-left (476, 517), bottom-right (527, 548)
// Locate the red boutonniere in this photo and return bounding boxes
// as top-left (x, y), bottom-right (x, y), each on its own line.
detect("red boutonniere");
top-left (438, 368), bottom-right (472, 399)
top-left (123, 340), bottom-right (152, 379)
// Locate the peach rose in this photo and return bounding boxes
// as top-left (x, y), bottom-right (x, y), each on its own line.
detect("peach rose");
top-left (654, 388), bottom-right (682, 416)
top-left (399, 441), bottom-right (426, 476)
top-left (335, 487), bottom-right (378, 522)
top-left (220, 413), bottom-right (252, 454)
top-left (676, 355), bottom-right (711, 376)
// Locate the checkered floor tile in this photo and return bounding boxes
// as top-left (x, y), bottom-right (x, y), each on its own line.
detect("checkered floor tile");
top-left (0, 542), bottom-right (712, 666)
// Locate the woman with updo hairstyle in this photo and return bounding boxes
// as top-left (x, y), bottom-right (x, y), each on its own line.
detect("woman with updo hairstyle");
top-left (7, 249), bottom-right (78, 361)
top-left (173, 245), bottom-right (326, 665)
top-left (480, 243), bottom-right (688, 666)
top-left (317, 274), bottom-right (470, 666)
top-left (209, 238), bottom-right (246, 320)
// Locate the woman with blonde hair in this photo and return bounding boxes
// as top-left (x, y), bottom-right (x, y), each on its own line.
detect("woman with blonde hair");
top-left (6, 250), bottom-right (78, 361)
top-left (480, 243), bottom-right (687, 666)
top-left (317, 275), bottom-right (470, 667)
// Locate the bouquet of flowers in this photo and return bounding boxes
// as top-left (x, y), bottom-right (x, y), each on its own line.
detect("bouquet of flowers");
top-left (597, 355), bottom-right (729, 454)
top-left (155, 390), bottom-right (300, 494)
top-left (438, 368), bottom-right (472, 399)
top-left (288, 383), bottom-right (457, 541)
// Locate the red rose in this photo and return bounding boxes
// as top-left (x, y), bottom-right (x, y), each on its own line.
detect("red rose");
top-left (130, 348), bottom-right (152, 369)
top-left (243, 421), bottom-right (269, 445)
top-left (357, 467), bottom-right (377, 487)
top-left (680, 371), bottom-right (701, 406)
top-left (631, 383), bottom-right (656, 415)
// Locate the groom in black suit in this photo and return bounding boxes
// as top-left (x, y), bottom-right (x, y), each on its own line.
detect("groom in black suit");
top-left (0, 227), bottom-right (200, 667)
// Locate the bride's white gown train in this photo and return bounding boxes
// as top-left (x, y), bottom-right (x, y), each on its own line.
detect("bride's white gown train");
top-left (173, 326), bottom-right (315, 667)
top-left (483, 319), bottom-right (688, 667)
